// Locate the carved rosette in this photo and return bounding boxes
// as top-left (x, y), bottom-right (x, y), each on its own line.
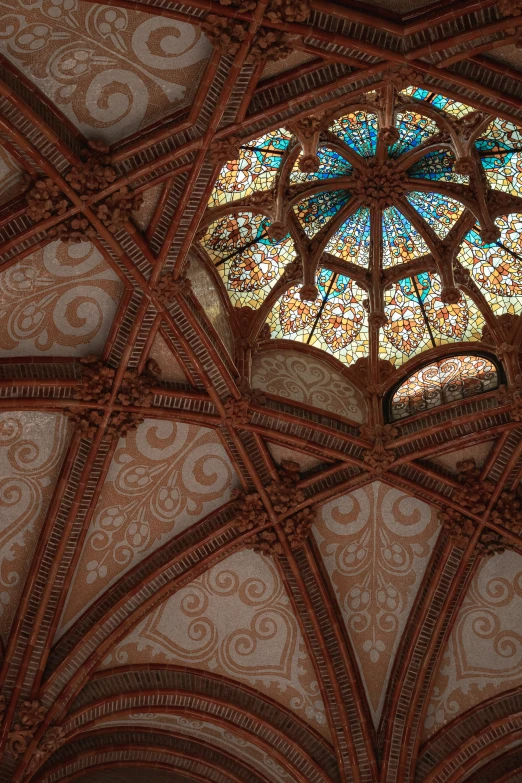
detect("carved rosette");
top-left (224, 396), bottom-right (252, 426)
top-left (383, 65), bottom-right (421, 91)
top-left (73, 356), bottom-right (115, 404)
top-left (219, 0), bottom-right (257, 11)
top-left (498, 0), bottom-right (522, 17)
top-left (116, 360), bottom-right (161, 408)
top-left (154, 274), bottom-right (192, 306)
top-left (94, 186), bottom-right (144, 234)
top-left (352, 160), bottom-right (407, 208)
top-left (200, 15), bottom-right (249, 56)
top-left (232, 461), bottom-right (313, 555)
top-left (27, 726), bottom-right (66, 775)
top-left (26, 141), bottom-right (142, 242)
top-left (266, 0), bottom-right (310, 22)
top-left (247, 29), bottom-right (298, 63)
top-left (208, 134), bottom-right (243, 165)
top-left (439, 460), bottom-right (519, 556)
top-left (7, 700), bottom-right (46, 759)
top-left (360, 423), bottom-right (398, 474)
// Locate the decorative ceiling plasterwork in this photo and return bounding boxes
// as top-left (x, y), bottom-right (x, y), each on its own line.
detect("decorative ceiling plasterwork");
top-left (315, 482), bottom-right (440, 727)
top-left (0, 2), bottom-right (212, 143)
top-left (58, 418), bottom-right (237, 633)
top-left (99, 548), bottom-right (330, 737)
top-left (1, 0), bottom-right (522, 782)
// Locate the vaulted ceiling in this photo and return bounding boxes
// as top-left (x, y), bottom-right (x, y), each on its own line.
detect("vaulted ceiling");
top-left (1, 1), bottom-right (522, 782)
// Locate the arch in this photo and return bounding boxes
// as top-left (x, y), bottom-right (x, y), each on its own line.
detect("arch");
top-left (386, 352), bottom-right (501, 421)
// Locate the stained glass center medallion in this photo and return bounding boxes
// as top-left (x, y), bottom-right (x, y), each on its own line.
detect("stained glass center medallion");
top-left (200, 86), bottom-right (522, 370)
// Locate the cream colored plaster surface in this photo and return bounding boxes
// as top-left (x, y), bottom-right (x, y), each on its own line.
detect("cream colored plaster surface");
top-left (315, 481), bottom-right (440, 726)
top-left (267, 442), bottom-right (325, 473)
top-left (149, 333), bottom-right (190, 384)
top-left (0, 412), bottom-right (70, 640)
top-left (188, 256), bottom-right (234, 357)
top-left (132, 184), bottom-right (162, 230)
top-left (252, 349), bottom-right (367, 422)
top-left (96, 713), bottom-right (298, 783)
top-left (0, 241), bottom-right (123, 357)
top-left (100, 548), bottom-right (330, 738)
top-left (0, 1), bottom-right (212, 142)
top-left (424, 549), bottom-right (522, 738)
top-left (430, 441), bottom-right (494, 472)
top-left (58, 419), bottom-right (237, 635)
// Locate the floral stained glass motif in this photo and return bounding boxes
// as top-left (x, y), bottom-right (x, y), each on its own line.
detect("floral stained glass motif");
top-left (325, 207), bottom-right (371, 267)
top-left (290, 147), bottom-right (353, 184)
top-left (406, 192), bottom-right (464, 239)
top-left (208, 130), bottom-right (292, 208)
top-left (328, 111), bottom-right (378, 158)
top-left (268, 269), bottom-right (369, 364)
top-left (294, 190), bottom-right (351, 237)
top-left (390, 355), bottom-right (499, 420)
top-left (407, 150), bottom-right (468, 184)
top-left (381, 273), bottom-right (484, 366)
top-left (382, 207), bottom-right (429, 268)
top-left (389, 111), bottom-right (439, 158)
top-left (400, 87), bottom-right (474, 118)
top-left (458, 214), bottom-right (522, 316)
top-left (476, 118), bottom-right (522, 196)
top-left (201, 212), bottom-right (295, 308)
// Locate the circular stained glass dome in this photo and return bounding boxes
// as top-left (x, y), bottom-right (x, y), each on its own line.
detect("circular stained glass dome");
top-left (199, 85), bottom-right (522, 370)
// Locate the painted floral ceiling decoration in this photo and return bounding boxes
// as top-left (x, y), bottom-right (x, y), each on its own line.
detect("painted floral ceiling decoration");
top-left (3, 2), bottom-right (522, 782)
top-left (200, 85), bottom-right (522, 370)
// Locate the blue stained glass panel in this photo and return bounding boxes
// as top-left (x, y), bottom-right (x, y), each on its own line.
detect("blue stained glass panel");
top-left (325, 207), bottom-right (371, 267)
top-left (389, 111), bottom-right (439, 158)
top-left (294, 189), bottom-right (351, 237)
top-left (328, 111), bottom-right (378, 159)
top-left (382, 207), bottom-right (429, 268)
top-left (407, 150), bottom-right (468, 183)
top-left (406, 191), bottom-right (464, 238)
top-left (290, 147), bottom-right (353, 183)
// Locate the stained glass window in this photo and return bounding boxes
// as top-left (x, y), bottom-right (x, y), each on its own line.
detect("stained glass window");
top-left (477, 118), bottom-right (522, 196)
top-left (202, 86), bottom-right (522, 372)
top-left (406, 192), bottom-right (464, 239)
top-left (400, 87), bottom-right (474, 118)
top-left (325, 207), bottom-right (370, 266)
top-left (458, 214), bottom-right (522, 316)
top-left (290, 147), bottom-right (353, 184)
top-left (389, 354), bottom-right (499, 420)
top-left (208, 130), bottom-right (292, 208)
top-left (328, 111), bottom-right (378, 158)
top-left (294, 190), bottom-right (351, 237)
top-left (380, 273), bottom-right (484, 366)
top-left (389, 111), bottom-right (439, 158)
top-left (200, 212), bottom-right (296, 308)
top-left (407, 150), bottom-right (468, 184)
top-left (382, 207), bottom-right (429, 268)
top-left (268, 269), bottom-right (369, 364)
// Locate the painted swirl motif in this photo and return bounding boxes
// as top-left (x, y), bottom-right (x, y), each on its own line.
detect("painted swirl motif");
top-left (424, 550), bottom-right (522, 738)
top-left (96, 713), bottom-right (296, 783)
top-left (0, 240), bottom-right (122, 356)
top-left (0, 145), bottom-right (25, 207)
top-left (315, 481), bottom-right (439, 726)
top-left (251, 349), bottom-right (367, 422)
top-left (100, 549), bottom-right (329, 737)
top-left (0, 0), bottom-right (212, 142)
top-left (0, 412), bottom-right (70, 640)
top-left (59, 420), bottom-right (236, 634)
